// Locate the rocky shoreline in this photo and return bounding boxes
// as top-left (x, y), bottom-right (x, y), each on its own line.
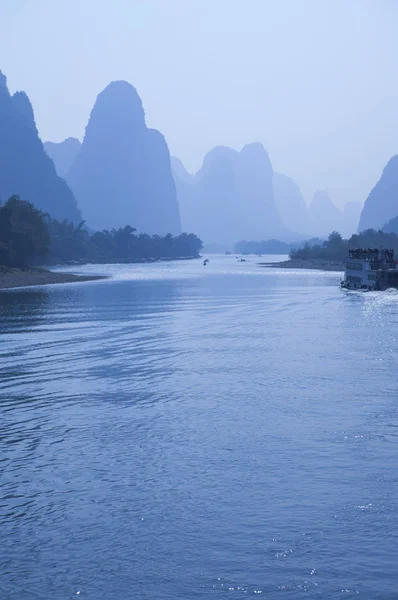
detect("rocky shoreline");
top-left (0, 267), bottom-right (107, 290)
top-left (259, 259), bottom-right (344, 272)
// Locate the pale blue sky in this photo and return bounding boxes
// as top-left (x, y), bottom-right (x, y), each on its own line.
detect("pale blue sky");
top-left (0, 0), bottom-right (397, 207)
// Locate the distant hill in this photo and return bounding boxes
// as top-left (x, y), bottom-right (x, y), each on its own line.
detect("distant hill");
top-left (0, 70), bottom-right (81, 222)
top-left (273, 171), bottom-right (362, 238)
top-left (172, 143), bottom-right (294, 246)
top-left (358, 156), bottom-right (398, 232)
top-left (173, 150), bottom-right (360, 242)
top-left (307, 190), bottom-right (343, 237)
top-left (342, 201), bottom-right (362, 238)
top-left (170, 156), bottom-right (192, 183)
top-left (235, 239), bottom-right (293, 254)
top-left (67, 80), bottom-right (181, 235)
top-left (273, 172), bottom-right (308, 235)
top-left (383, 216), bottom-right (398, 234)
top-left (44, 138), bottom-right (81, 178)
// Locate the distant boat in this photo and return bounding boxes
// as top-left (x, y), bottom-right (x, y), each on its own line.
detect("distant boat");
top-left (225, 251), bottom-right (231, 255)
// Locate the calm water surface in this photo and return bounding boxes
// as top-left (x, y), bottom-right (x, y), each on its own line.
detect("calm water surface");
top-left (1, 255), bottom-right (398, 599)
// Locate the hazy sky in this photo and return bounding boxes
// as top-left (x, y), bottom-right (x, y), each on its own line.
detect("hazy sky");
top-left (0, 0), bottom-right (397, 207)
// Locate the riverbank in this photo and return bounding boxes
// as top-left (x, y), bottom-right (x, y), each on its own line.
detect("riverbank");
top-left (259, 258), bottom-right (344, 271)
top-left (50, 255), bottom-right (200, 266)
top-left (0, 267), bottom-right (107, 290)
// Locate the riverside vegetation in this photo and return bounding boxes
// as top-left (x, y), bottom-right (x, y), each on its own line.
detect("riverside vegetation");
top-left (252, 230), bottom-right (398, 271)
top-left (0, 196), bottom-right (203, 270)
top-left (235, 238), bottom-right (323, 255)
top-left (289, 230), bottom-right (398, 263)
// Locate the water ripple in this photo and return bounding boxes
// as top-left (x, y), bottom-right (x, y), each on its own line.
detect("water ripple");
top-left (1, 256), bottom-right (398, 599)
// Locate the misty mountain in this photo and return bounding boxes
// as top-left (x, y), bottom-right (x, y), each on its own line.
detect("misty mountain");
top-left (342, 201), bottom-right (361, 238)
top-left (273, 172), bottom-right (308, 235)
top-left (382, 215), bottom-right (398, 234)
top-left (172, 143), bottom-right (292, 246)
top-left (170, 156), bottom-right (192, 183)
top-left (67, 80), bottom-right (181, 234)
top-left (307, 190), bottom-right (343, 237)
top-left (273, 171), bottom-right (362, 238)
top-left (0, 70), bottom-right (81, 222)
top-left (358, 156), bottom-right (398, 232)
top-left (44, 137), bottom-right (81, 178)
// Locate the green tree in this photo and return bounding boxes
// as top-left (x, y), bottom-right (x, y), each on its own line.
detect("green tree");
top-left (327, 231), bottom-right (343, 247)
top-left (0, 196), bottom-right (50, 267)
top-left (46, 217), bottom-right (96, 263)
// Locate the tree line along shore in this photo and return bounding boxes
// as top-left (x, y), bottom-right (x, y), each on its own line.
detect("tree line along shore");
top-left (5, 194), bottom-right (398, 291)
top-left (253, 229), bottom-right (398, 271)
top-left (0, 196), bottom-right (203, 290)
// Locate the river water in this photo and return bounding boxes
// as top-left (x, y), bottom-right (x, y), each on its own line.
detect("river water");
top-left (1, 255), bottom-right (398, 599)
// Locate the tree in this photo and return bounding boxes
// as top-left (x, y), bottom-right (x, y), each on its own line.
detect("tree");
top-left (46, 217), bottom-right (96, 263)
top-left (0, 196), bottom-right (50, 267)
top-left (0, 195), bottom-right (203, 266)
top-left (327, 231), bottom-right (343, 247)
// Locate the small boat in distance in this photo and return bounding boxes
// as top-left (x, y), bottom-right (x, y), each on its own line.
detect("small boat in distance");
top-left (341, 247), bottom-right (398, 290)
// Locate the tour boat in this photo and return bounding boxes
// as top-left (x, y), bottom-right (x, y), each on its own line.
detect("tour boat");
top-left (341, 248), bottom-right (398, 290)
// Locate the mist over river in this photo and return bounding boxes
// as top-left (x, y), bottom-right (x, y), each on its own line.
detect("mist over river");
top-left (1, 255), bottom-right (398, 599)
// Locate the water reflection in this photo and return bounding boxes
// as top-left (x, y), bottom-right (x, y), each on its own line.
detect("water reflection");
top-left (1, 259), bottom-right (398, 599)
top-left (0, 278), bottom-right (182, 408)
top-left (0, 289), bottom-right (49, 334)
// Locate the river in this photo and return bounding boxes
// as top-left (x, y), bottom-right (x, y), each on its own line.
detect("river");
top-left (1, 255), bottom-right (398, 599)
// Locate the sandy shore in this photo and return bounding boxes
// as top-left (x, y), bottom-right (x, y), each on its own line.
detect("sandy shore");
top-left (0, 267), bottom-right (107, 290)
top-left (259, 259), bottom-right (344, 272)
